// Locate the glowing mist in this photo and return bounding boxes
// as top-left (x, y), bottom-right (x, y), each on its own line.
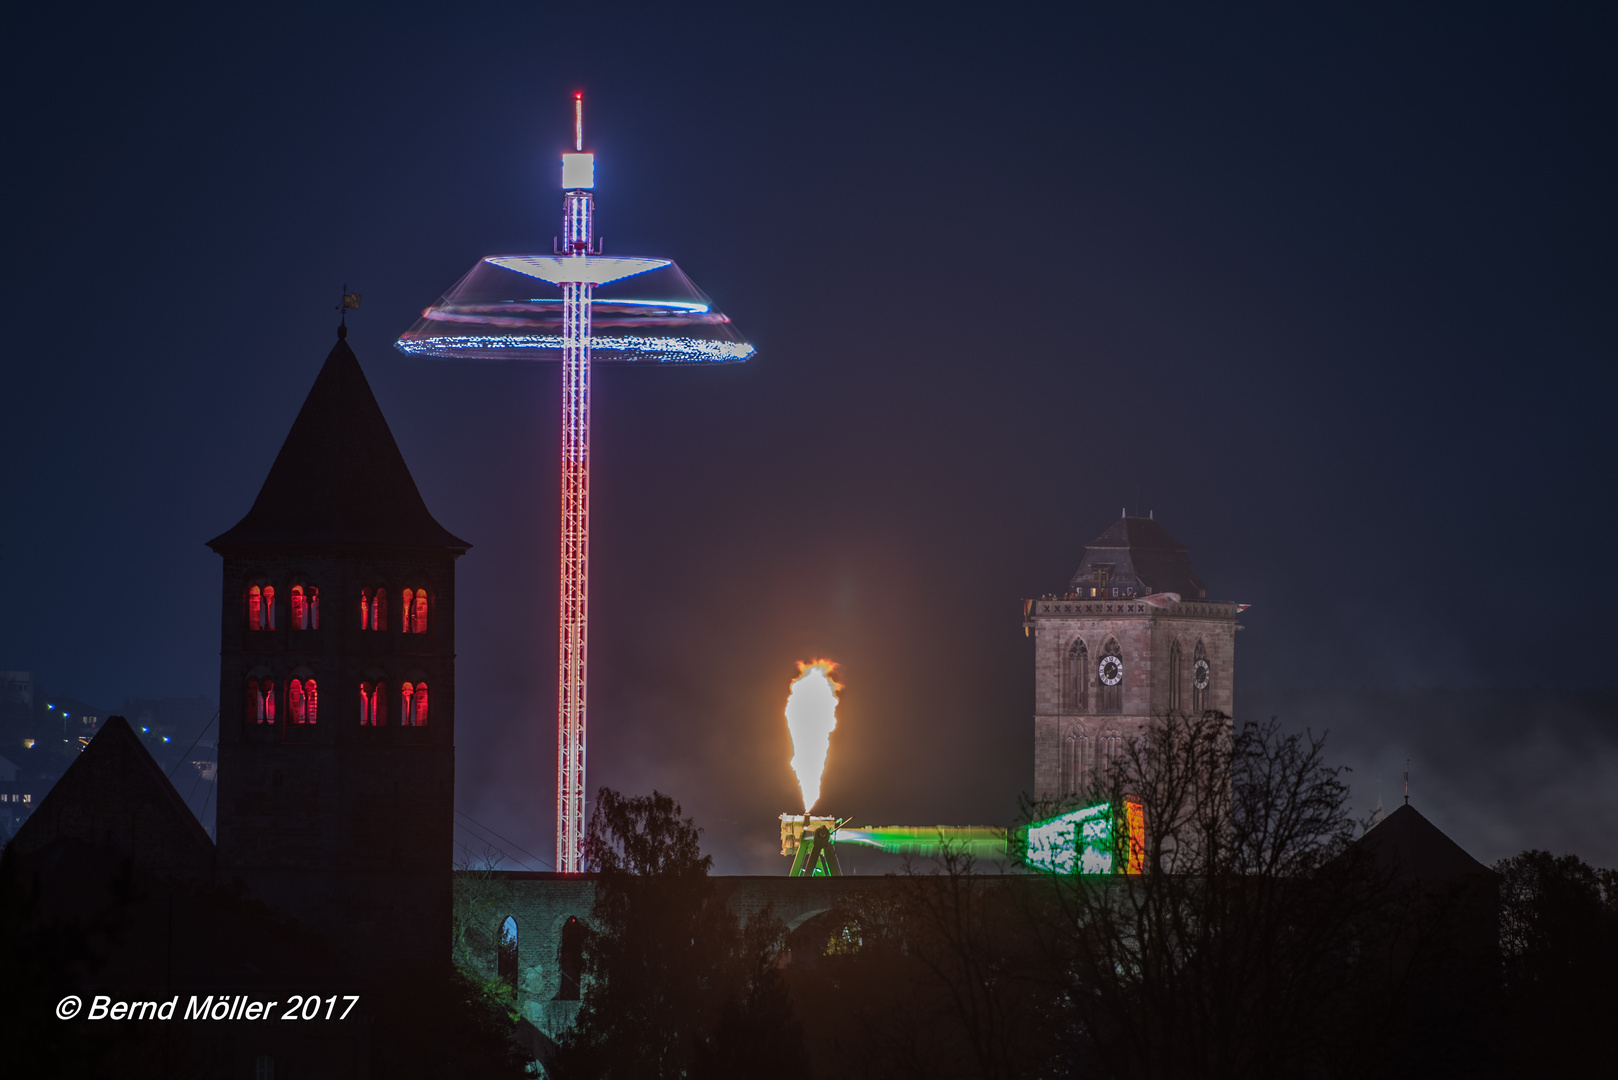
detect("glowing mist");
top-left (785, 660), bottom-right (842, 813)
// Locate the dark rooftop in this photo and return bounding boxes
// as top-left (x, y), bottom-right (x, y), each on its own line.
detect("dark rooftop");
top-left (1068, 515), bottom-right (1207, 599)
top-left (1355, 803), bottom-right (1495, 881)
top-left (9, 715), bottom-right (214, 876)
top-left (208, 330), bottom-right (469, 553)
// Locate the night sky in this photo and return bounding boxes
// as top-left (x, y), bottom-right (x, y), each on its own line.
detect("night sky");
top-left (5, 3), bottom-right (1615, 872)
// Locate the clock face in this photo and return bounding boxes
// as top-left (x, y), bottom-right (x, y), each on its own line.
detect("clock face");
top-left (1192, 658), bottom-right (1210, 691)
top-left (1098, 655), bottom-right (1124, 687)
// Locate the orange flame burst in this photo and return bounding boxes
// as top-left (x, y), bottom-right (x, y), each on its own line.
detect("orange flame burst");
top-left (785, 660), bottom-right (842, 813)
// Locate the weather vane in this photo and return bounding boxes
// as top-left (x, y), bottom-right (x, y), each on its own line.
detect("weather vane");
top-left (337, 284), bottom-right (362, 329)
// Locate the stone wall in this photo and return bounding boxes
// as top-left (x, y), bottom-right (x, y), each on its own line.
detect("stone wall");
top-left (456, 872), bottom-right (884, 1040)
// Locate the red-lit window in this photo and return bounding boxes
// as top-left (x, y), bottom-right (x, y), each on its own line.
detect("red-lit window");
top-left (291, 585), bottom-right (320, 630)
top-left (402, 589), bottom-right (428, 634)
top-left (249, 585), bottom-right (276, 631)
top-left (360, 682), bottom-right (386, 726)
top-left (400, 681), bottom-right (428, 726)
top-left (289, 678), bottom-right (318, 724)
top-left (248, 679), bottom-right (275, 723)
top-left (361, 588), bottom-right (388, 632)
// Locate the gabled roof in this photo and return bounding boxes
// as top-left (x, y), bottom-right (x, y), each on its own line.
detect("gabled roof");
top-left (1069, 516), bottom-right (1207, 599)
top-left (8, 716), bottom-right (214, 876)
top-left (1354, 803), bottom-right (1494, 881)
top-left (208, 330), bottom-right (469, 552)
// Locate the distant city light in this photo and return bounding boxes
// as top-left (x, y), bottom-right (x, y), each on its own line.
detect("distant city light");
top-left (22, 738), bottom-right (34, 749)
top-left (47, 704), bottom-right (55, 710)
top-left (163, 736), bottom-right (171, 742)
top-left (142, 726), bottom-right (149, 733)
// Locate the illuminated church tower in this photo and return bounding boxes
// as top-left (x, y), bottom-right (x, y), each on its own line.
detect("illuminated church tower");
top-left (208, 327), bottom-right (469, 978)
top-left (1026, 515), bottom-right (1237, 801)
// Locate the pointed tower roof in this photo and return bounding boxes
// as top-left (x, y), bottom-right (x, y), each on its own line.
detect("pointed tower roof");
top-left (9, 716), bottom-right (214, 876)
top-left (208, 330), bottom-right (469, 552)
top-left (1069, 515), bottom-right (1206, 599)
top-left (1354, 803), bottom-right (1494, 881)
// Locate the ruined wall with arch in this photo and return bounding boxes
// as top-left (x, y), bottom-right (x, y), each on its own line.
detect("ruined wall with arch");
top-left (453, 872), bottom-right (884, 1040)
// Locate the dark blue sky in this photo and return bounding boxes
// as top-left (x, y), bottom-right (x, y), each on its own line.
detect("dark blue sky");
top-left (4, 2), bottom-right (1614, 871)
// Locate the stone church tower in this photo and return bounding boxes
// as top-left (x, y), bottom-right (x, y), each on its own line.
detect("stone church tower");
top-left (208, 327), bottom-right (469, 979)
top-left (1026, 516), bottom-right (1237, 801)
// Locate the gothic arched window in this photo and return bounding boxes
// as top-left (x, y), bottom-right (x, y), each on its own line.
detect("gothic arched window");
top-left (1098, 639), bottom-right (1124, 714)
top-left (498, 917), bottom-right (519, 991)
top-left (247, 677), bottom-right (275, 723)
top-left (1062, 639), bottom-right (1089, 713)
top-left (248, 584), bottom-right (275, 631)
top-left (1098, 729), bottom-right (1123, 779)
top-left (290, 585), bottom-right (319, 630)
top-left (360, 682), bottom-right (386, 726)
top-left (1062, 730), bottom-right (1093, 796)
top-left (400, 681), bottom-right (428, 727)
top-left (1192, 640), bottom-right (1210, 714)
top-left (1168, 639), bottom-right (1183, 714)
top-left (402, 588), bottom-right (428, 634)
top-left (557, 917), bottom-right (585, 1001)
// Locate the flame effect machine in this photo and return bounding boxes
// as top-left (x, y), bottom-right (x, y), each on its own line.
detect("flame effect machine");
top-left (778, 802), bottom-right (1145, 877)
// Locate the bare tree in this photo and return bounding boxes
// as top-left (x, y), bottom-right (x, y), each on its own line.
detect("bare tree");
top-left (1024, 712), bottom-right (1382, 1080)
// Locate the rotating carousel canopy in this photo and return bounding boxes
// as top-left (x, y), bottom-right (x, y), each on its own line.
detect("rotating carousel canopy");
top-left (395, 254), bottom-right (753, 363)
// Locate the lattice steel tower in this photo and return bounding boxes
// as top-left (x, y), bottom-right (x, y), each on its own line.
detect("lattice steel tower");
top-left (397, 94), bottom-right (753, 872)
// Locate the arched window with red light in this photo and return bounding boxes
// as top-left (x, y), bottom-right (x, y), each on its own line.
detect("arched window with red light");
top-left (400, 681), bottom-right (428, 726)
top-left (402, 588), bottom-right (428, 634)
top-left (248, 584), bottom-right (276, 631)
top-left (361, 588), bottom-right (387, 632)
top-left (291, 585), bottom-right (320, 630)
top-left (289, 672), bottom-right (318, 724)
top-left (360, 681), bottom-right (386, 726)
top-left (247, 677), bottom-right (276, 723)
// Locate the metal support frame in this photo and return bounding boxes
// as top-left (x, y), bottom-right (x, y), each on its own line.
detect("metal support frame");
top-left (557, 188), bottom-right (594, 874)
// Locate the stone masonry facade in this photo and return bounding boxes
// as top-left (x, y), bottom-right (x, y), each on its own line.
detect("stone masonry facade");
top-left (215, 548), bottom-right (458, 979)
top-left (1028, 596), bottom-right (1237, 801)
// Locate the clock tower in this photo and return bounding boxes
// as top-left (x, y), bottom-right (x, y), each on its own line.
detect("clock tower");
top-left (1025, 515), bottom-right (1237, 801)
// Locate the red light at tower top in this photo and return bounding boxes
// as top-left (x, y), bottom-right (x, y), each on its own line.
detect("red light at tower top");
top-left (561, 93), bottom-right (595, 194)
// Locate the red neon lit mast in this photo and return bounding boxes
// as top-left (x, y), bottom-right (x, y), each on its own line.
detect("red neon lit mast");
top-left (557, 91), bottom-right (594, 873)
